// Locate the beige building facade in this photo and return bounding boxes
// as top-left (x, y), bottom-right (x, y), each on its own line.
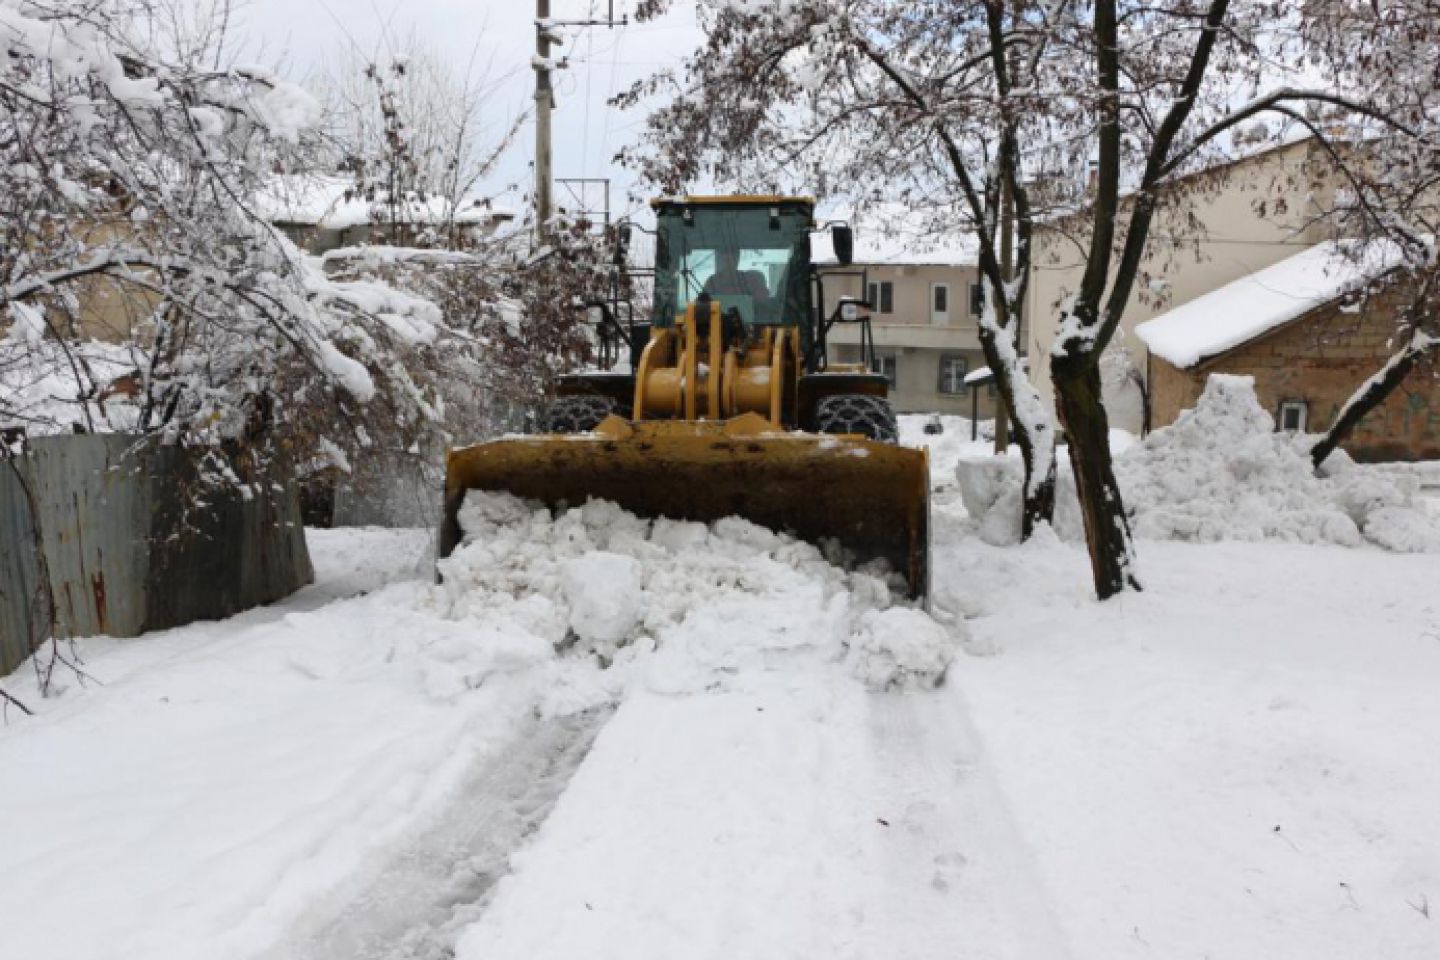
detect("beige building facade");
top-left (824, 261), bottom-right (1000, 418)
top-left (1024, 138), bottom-right (1341, 433)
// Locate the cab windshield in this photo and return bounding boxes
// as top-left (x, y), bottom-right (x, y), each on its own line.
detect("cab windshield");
top-left (652, 204), bottom-right (812, 328)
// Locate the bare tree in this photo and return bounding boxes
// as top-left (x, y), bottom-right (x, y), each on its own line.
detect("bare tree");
top-left (616, 0), bottom-right (1061, 539)
top-left (316, 33), bottom-right (526, 247)
top-left (1298, 0), bottom-right (1440, 468)
top-left (619, 0), bottom-right (1432, 599)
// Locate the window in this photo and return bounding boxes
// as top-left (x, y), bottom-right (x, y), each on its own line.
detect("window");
top-left (1278, 400), bottom-right (1308, 432)
top-left (674, 247), bottom-right (790, 325)
top-left (931, 282), bottom-right (951, 325)
top-left (867, 280), bottom-right (894, 314)
top-left (938, 355), bottom-right (968, 394)
top-left (875, 353), bottom-right (898, 387)
top-left (969, 281), bottom-right (985, 317)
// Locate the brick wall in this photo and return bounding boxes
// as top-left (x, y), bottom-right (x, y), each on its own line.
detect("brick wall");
top-left (1149, 277), bottom-right (1440, 461)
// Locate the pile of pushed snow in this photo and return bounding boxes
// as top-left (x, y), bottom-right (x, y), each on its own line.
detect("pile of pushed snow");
top-left (959, 375), bottom-right (1440, 551)
top-left (439, 493), bottom-right (961, 697)
top-left (1120, 375), bottom-right (1363, 545)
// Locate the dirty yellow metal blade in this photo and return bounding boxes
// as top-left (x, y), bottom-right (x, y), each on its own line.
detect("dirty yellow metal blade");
top-left (438, 414), bottom-right (930, 599)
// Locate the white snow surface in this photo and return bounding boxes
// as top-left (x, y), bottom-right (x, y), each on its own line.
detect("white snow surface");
top-left (1135, 240), bottom-right (1406, 368)
top-left (960, 374), bottom-right (1440, 551)
top-left (4, 471), bottom-right (1440, 959)
top-left (898, 413), bottom-right (992, 494)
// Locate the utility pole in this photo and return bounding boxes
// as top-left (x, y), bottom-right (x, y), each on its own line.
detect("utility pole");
top-left (534, 0), bottom-right (555, 232)
top-left (533, 1), bottom-right (627, 236)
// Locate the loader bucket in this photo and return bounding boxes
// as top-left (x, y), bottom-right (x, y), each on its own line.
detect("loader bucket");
top-left (438, 414), bottom-right (931, 599)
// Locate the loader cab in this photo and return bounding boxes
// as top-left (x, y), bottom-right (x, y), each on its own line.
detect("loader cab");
top-left (651, 197), bottom-right (815, 332)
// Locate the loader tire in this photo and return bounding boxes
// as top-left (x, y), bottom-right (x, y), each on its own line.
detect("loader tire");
top-left (542, 395), bottom-right (618, 434)
top-left (815, 394), bottom-right (899, 443)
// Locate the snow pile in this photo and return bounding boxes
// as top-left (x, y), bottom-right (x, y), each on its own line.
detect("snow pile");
top-left (959, 375), bottom-right (1440, 551)
top-left (441, 493), bottom-right (961, 695)
top-left (1120, 375), bottom-right (1364, 545)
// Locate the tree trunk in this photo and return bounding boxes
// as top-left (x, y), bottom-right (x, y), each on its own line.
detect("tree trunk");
top-left (1052, 355), bottom-right (1141, 599)
top-left (976, 325), bottom-right (1057, 537)
top-left (1312, 333), bottom-right (1434, 468)
top-left (1020, 447), bottom-right (1057, 539)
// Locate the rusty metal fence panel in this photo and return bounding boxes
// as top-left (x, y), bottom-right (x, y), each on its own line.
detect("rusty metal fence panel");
top-left (0, 456), bottom-right (45, 674)
top-left (0, 435), bottom-right (313, 677)
top-left (30, 435), bottom-right (150, 637)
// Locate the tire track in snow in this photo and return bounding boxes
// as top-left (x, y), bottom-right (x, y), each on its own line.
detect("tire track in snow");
top-left (264, 707), bottom-right (611, 960)
top-left (866, 691), bottom-right (1077, 959)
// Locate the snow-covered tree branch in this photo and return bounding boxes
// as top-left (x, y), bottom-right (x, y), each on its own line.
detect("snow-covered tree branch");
top-left (0, 0), bottom-right (461, 483)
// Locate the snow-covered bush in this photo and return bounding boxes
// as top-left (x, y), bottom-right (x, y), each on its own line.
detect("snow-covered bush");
top-left (0, 0), bottom-right (455, 484)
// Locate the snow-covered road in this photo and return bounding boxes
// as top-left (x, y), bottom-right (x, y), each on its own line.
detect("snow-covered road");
top-left (453, 679), bottom-right (1072, 960)
top-left (3, 493), bottom-right (1440, 959)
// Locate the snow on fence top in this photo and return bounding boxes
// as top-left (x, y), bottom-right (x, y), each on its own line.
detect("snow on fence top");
top-left (1135, 240), bottom-right (1405, 369)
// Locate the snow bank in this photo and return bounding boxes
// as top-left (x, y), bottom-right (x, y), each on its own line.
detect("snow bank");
top-left (442, 493), bottom-right (962, 696)
top-left (959, 375), bottom-right (1440, 551)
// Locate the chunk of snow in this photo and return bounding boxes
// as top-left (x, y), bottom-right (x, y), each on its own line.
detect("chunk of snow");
top-left (846, 607), bottom-right (962, 690)
top-left (561, 552), bottom-right (644, 649)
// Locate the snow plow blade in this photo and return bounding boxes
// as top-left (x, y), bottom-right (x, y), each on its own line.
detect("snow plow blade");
top-left (438, 413), bottom-right (930, 599)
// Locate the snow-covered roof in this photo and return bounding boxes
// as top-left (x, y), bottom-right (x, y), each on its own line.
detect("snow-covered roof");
top-left (255, 174), bottom-right (517, 230)
top-left (964, 365), bottom-right (995, 385)
top-left (1135, 240), bottom-right (1407, 369)
top-left (812, 203), bottom-right (977, 267)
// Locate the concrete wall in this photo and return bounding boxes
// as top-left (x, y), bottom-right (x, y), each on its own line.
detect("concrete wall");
top-left (1150, 277), bottom-right (1440, 461)
top-left (1026, 139), bottom-right (1340, 432)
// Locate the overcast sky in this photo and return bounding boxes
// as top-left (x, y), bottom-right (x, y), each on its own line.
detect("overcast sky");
top-left (233, 0), bottom-right (700, 220)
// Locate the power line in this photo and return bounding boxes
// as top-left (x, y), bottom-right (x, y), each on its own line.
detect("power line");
top-left (581, 0), bottom-right (596, 178)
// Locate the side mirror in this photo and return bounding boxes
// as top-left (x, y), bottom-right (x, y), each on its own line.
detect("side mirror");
top-left (613, 222), bottom-right (633, 266)
top-left (831, 224), bottom-right (854, 266)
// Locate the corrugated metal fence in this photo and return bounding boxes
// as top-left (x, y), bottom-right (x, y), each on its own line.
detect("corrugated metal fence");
top-left (0, 434), bottom-right (313, 677)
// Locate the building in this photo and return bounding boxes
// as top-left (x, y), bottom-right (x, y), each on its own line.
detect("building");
top-left (256, 174), bottom-right (517, 254)
top-left (1136, 242), bottom-right (1439, 461)
top-left (815, 222), bottom-right (999, 417)
top-left (1024, 132), bottom-right (1344, 434)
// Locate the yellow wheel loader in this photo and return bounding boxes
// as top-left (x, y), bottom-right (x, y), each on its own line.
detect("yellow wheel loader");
top-left (439, 196), bottom-right (930, 598)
